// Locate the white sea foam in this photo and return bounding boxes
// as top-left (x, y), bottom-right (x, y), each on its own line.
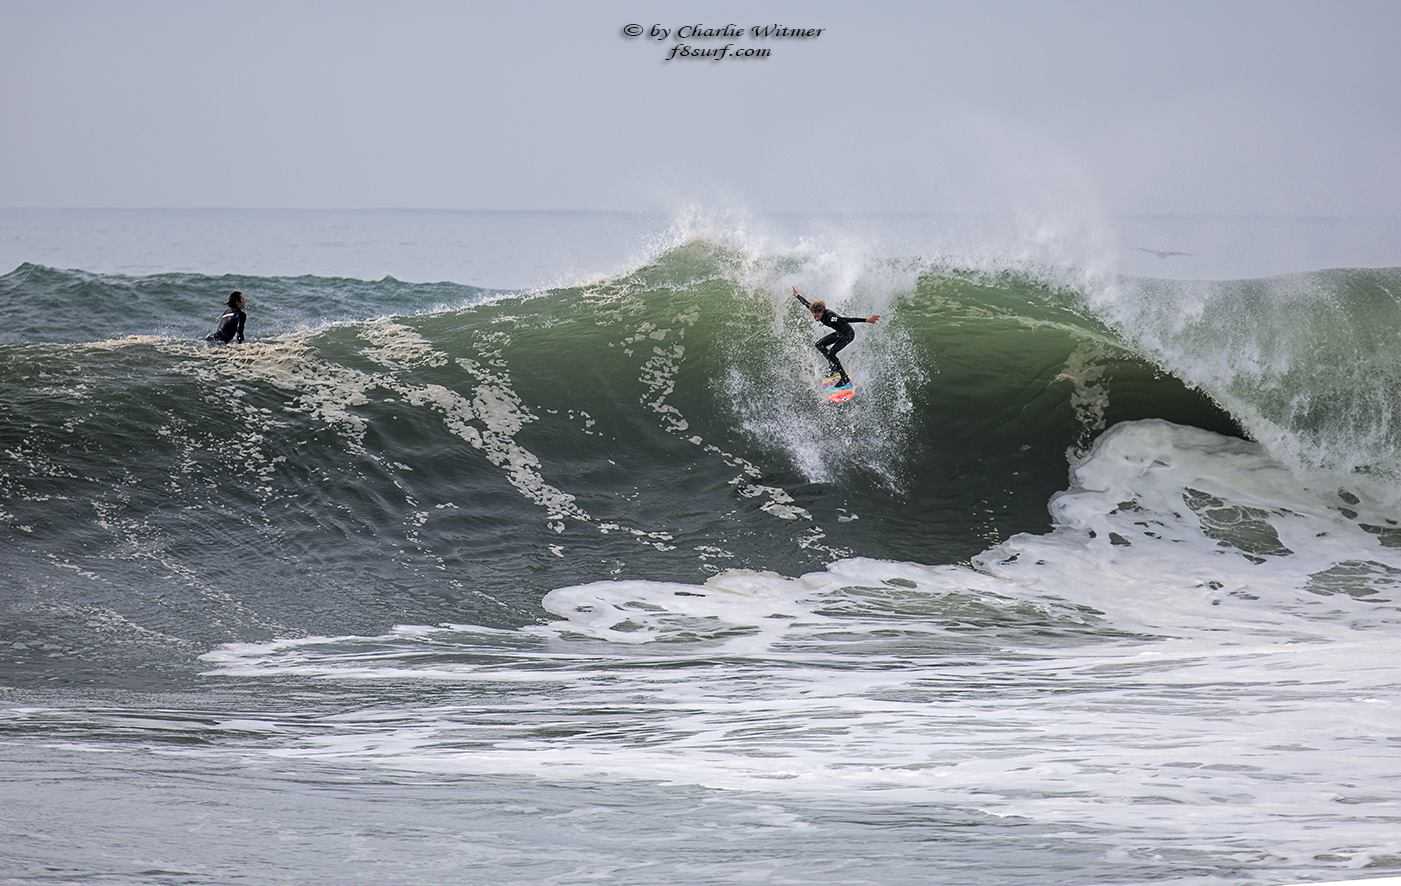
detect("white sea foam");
top-left (198, 419), bottom-right (1401, 870)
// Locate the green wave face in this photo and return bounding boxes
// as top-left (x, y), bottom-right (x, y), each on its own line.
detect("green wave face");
top-left (0, 242), bottom-right (1248, 617)
top-left (5, 244), bottom-right (1399, 619)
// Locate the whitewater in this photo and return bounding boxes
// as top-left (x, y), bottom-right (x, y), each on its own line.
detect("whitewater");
top-left (2, 208), bottom-right (1400, 885)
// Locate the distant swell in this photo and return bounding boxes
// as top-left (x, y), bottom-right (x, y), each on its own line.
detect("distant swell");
top-left (0, 261), bottom-right (496, 345)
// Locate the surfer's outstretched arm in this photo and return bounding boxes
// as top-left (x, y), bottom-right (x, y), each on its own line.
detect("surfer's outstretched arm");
top-left (792, 286), bottom-right (812, 309)
top-left (840, 314), bottom-right (881, 324)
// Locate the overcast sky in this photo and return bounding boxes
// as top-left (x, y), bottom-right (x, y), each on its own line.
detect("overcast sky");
top-left (2, 0), bottom-right (1398, 215)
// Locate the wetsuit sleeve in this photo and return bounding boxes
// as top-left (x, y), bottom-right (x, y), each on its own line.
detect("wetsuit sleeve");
top-left (839, 316), bottom-right (869, 323)
top-left (209, 312), bottom-right (232, 343)
top-left (794, 293), bottom-right (812, 309)
top-left (236, 311), bottom-right (246, 343)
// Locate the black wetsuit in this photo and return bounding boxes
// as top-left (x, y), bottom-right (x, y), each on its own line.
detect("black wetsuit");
top-left (795, 295), bottom-right (869, 382)
top-left (206, 309), bottom-right (246, 344)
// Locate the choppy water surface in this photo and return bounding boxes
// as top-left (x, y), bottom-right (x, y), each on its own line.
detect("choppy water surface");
top-left (3, 210), bottom-right (1401, 884)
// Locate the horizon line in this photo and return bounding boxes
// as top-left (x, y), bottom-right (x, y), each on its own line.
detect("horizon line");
top-left (3, 206), bottom-right (1399, 222)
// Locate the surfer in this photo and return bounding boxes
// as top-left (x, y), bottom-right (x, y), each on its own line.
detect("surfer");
top-left (792, 286), bottom-right (879, 386)
top-left (205, 291), bottom-right (247, 344)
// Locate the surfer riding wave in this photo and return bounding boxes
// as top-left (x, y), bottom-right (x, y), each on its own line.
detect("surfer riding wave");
top-left (792, 286), bottom-right (879, 387)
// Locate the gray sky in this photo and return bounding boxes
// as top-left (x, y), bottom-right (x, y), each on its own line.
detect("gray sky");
top-left (2, 0), bottom-right (1398, 215)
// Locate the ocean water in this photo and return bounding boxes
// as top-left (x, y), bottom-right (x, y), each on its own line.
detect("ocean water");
top-left (2, 208), bottom-right (1401, 885)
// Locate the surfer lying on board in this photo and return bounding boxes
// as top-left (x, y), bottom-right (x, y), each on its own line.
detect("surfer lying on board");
top-left (792, 286), bottom-right (879, 386)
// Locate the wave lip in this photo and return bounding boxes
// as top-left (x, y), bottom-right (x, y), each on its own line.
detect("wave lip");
top-left (1096, 266), bottom-right (1401, 478)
